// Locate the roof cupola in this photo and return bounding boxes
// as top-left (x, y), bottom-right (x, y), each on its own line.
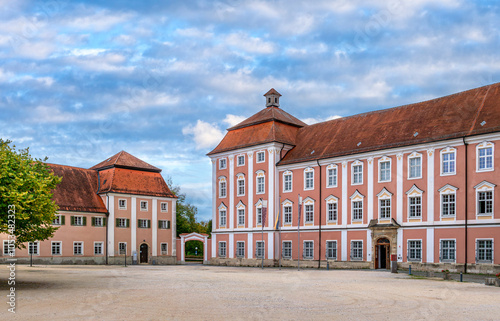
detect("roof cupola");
top-left (264, 88), bottom-right (281, 107)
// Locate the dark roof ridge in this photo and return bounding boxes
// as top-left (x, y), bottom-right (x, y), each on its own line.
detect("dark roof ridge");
top-left (46, 163), bottom-right (90, 171)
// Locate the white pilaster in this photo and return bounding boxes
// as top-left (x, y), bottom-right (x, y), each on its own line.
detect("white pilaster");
top-left (268, 148), bottom-right (275, 228)
top-left (131, 197), bottom-right (137, 254)
top-left (229, 233), bottom-right (234, 258)
top-left (108, 194), bottom-right (115, 256)
top-left (229, 155), bottom-right (235, 230)
top-left (212, 159), bottom-right (216, 227)
top-left (248, 233), bottom-right (253, 259)
top-left (367, 157), bottom-right (374, 222)
top-left (152, 198), bottom-right (157, 257)
top-left (268, 232), bottom-right (274, 260)
top-left (427, 149), bottom-right (435, 224)
top-left (181, 235), bottom-right (185, 261)
top-left (397, 228), bottom-right (403, 262)
top-left (426, 227), bottom-right (434, 263)
top-left (247, 152), bottom-right (254, 229)
top-left (211, 233), bottom-right (216, 258)
top-left (396, 153), bottom-right (403, 223)
top-left (172, 198), bottom-right (176, 257)
top-left (366, 229), bottom-right (372, 262)
top-left (342, 161), bottom-right (348, 227)
top-left (341, 230), bottom-right (347, 261)
top-left (204, 236), bottom-right (208, 262)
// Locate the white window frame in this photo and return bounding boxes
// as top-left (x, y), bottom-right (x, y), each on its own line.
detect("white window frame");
top-left (140, 200), bottom-right (148, 211)
top-left (408, 152), bottom-right (422, 179)
top-left (236, 174), bottom-right (245, 197)
top-left (326, 164), bottom-right (338, 188)
top-left (160, 243), bottom-right (168, 255)
top-left (218, 204), bottom-right (227, 228)
top-left (256, 241), bottom-right (265, 259)
top-left (378, 156), bottom-right (391, 183)
top-left (303, 197), bottom-right (315, 224)
top-left (236, 201), bottom-right (245, 226)
top-left (350, 190), bottom-right (364, 223)
top-left (160, 202), bottom-right (168, 212)
top-left (117, 218), bottom-right (127, 228)
top-left (377, 187), bottom-right (392, 220)
top-left (326, 240), bottom-right (337, 260)
top-left (73, 215), bottom-right (83, 226)
top-left (440, 239), bottom-right (456, 263)
top-left (440, 147), bottom-right (457, 176)
top-left (219, 158), bottom-right (227, 170)
top-left (138, 219), bottom-right (149, 228)
top-left (236, 241), bottom-right (245, 258)
top-left (94, 241), bottom-right (103, 255)
top-left (282, 200), bottom-right (293, 226)
top-left (282, 241), bottom-right (292, 259)
top-left (406, 185), bottom-right (424, 219)
top-left (28, 241), bottom-right (40, 255)
top-left (51, 241), bottom-right (61, 256)
top-left (407, 239), bottom-right (422, 262)
top-left (256, 170), bottom-right (265, 194)
top-left (325, 195), bottom-right (338, 223)
top-left (283, 170), bottom-right (293, 193)
top-left (303, 241), bottom-right (314, 259)
top-left (3, 240), bottom-right (14, 256)
top-left (474, 181), bottom-right (495, 217)
top-left (73, 241), bottom-right (84, 256)
top-left (237, 155), bottom-right (245, 167)
top-left (351, 160), bottom-right (363, 185)
top-left (304, 167), bottom-right (314, 190)
top-left (218, 176), bottom-right (227, 198)
top-left (118, 242), bottom-right (127, 255)
top-left (438, 184), bottom-right (458, 218)
top-left (476, 141), bottom-right (494, 172)
top-left (52, 214), bottom-right (62, 225)
top-left (93, 216), bottom-right (104, 227)
top-left (118, 199), bottom-right (127, 210)
top-left (476, 238), bottom-right (494, 263)
top-left (159, 220), bottom-right (169, 229)
top-left (350, 240), bottom-right (363, 261)
top-left (256, 151), bottom-right (265, 163)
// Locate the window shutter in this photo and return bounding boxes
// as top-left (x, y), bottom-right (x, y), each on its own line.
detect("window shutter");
top-left (83, 217), bottom-right (87, 226)
top-left (438, 241), bottom-right (441, 262)
top-left (91, 217), bottom-right (95, 226)
top-left (475, 240), bottom-right (478, 263)
top-left (147, 220), bottom-right (151, 228)
top-left (103, 218), bottom-right (106, 226)
top-left (167, 220), bottom-right (171, 229)
top-left (158, 220), bottom-right (161, 229)
top-left (116, 218), bottom-right (119, 227)
top-left (138, 219), bottom-right (141, 227)
top-left (71, 216), bottom-right (75, 226)
top-left (61, 215), bottom-right (65, 225)
top-left (126, 219), bottom-right (130, 228)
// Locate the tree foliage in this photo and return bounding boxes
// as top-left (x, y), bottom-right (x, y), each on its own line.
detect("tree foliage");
top-left (0, 139), bottom-right (62, 247)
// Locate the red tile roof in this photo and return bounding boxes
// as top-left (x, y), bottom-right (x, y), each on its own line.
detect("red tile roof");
top-left (90, 150), bottom-right (161, 172)
top-left (228, 106), bottom-right (307, 131)
top-left (264, 88), bottom-right (282, 97)
top-left (279, 82), bottom-right (500, 165)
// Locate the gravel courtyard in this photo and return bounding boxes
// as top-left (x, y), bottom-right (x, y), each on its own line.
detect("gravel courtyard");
top-left (2, 264), bottom-right (500, 320)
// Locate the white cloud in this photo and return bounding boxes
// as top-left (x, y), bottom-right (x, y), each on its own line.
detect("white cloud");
top-left (225, 32), bottom-right (276, 54)
top-left (176, 27), bottom-right (213, 38)
top-left (223, 114), bottom-right (246, 127)
top-left (303, 115), bottom-right (342, 125)
top-left (70, 48), bottom-right (107, 56)
top-left (182, 120), bottom-right (225, 150)
top-left (63, 11), bottom-right (133, 32)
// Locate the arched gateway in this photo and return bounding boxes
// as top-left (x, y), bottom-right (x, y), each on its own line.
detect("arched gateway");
top-left (179, 233), bottom-right (210, 264)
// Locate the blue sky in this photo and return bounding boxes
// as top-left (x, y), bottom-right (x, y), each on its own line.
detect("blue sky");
top-left (1, 0), bottom-right (499, 221)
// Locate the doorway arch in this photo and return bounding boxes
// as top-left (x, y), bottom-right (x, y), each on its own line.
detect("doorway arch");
top-left (375, 238), bottom-right (390, 269)
top-left (180, 233), bottom-right (209, 264)
top-left (139, 243), bottom-right (149, 263)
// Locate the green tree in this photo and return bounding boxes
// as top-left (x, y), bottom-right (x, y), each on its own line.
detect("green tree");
top-left (0, 139), bottom-right (62, 247)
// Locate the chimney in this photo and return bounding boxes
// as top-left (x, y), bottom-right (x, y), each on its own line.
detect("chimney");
top-left (264, 88), bottom-right (281, 108)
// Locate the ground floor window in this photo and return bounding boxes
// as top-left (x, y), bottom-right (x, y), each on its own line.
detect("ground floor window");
top-left (28, 242), bottom-right (39, 255)
top-left (351, 241), bottom-right (363, 261)
top-left (218, 242), bottom-right (226, 258)
top-left (52, 242), bottom-right (61, 255)
top-left (282, 241), bottom-right (292, 259)
top-left (326, 241), bottom-right (337, 260)
top-left (94, 242), bottom-right (103, 255)
top-left (303, 241), bottom-right (314, 259)
top-left (256, 241), bottom-right (265, 259)
top-left (160, 243), bottom-right (168, 255)
top-left (236, 241), bottom-right (245, 258)
top-left (440, 240), bottom-right (455, 262)
top-left (408, 240), bottom-right (422, 261)
top-left (476, 239), bottom-right (493, 263)
top-left (118, 242), bottom-right (127, 255)
top-left (73, 242), bottom-right (83, 255)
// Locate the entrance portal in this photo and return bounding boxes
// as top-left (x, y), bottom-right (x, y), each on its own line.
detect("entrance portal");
top-left (139, 243), bottom-right (148, 263)
top-left (375, 238), bottom-right (390, 269)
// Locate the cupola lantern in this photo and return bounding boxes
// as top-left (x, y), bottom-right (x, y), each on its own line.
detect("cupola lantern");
top-left (264, 88), bottom-right (281, 107)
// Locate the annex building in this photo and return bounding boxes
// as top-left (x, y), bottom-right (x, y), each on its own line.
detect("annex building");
top-left (1, 151), bottom-right (177, 265)
top-left (208, 83), bottom-right (500, 273)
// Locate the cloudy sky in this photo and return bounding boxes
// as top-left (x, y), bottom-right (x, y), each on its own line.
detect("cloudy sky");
top-left (1, 0), bottom-right (499, 221)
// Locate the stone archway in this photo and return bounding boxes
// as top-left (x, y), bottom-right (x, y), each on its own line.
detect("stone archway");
top-left (180, 233), bottom-right (209, 264)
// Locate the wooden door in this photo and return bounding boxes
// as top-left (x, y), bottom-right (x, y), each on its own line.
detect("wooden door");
top-left (140, 243), bottom-right (148, 263)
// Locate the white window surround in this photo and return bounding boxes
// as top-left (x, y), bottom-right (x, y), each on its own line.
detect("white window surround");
top-left (474, 181), bottom-right (496, 217)
top-left (325, 195), bottom-right (339, 223)
top-left (440, 147), bottom-right (457, 176)
top-left (256, 151), bottom-right (265, 163)
top-left (438, 184), bottom-right (458, 218)
top-left (376, 188), bottom-right (393, 220)
top-left (326, 164), bottom-right (338, 188)
top-left (326, 240), bottom-right (337, 260)
top-left (350, 240), bottom-right (363, 261)
top-left (218, 176), bottom-right (227, 198)
top-left (73, 241), bottom-right (84, 256)
top-left (236, 201), bottom-right (246, 226)
top-left (140, 200), bottom-right (148, 211)
top-left (218, 241), bottom-right (227, 258)
top-left (51, 241), bottom-right (62, 256)
top-left (118, 242), bottom-right (127, 255)
top-left (406, 185), bottom-right (424, 219)
top-left (407, 239), bottom-right (422, 262)
top-left (219, 158), bottom-right (227, 169)
top-left (160, 243), bottom-right (168, 255)
top-left (304, 167), bottom-right (314, 190)
top-left (351, 160), bottom-right (363, 185)
top-left (476, 141), bottom-right (494, 172)
top-left (282, 241), bottom-right (292, 259)
top-left (256, 170), bottom-right (265, 194)
top-left (118, 199), bottom-right (127, 210)
top-left (236, 241), bottom-right (245, 258)
top-left (160, 202), bottom-right (168, 212)
top-left (408, 152), bottom-right (423, 179)
top-left (28, 242), bottom-right (40, 255)
top-left (439, 239), bottom-right (456, 263)
top-left (237, 155), bottom-right (245, 167)
top-left (236, 173), bottom-right (245, 197)
top-left (350, 190), bottom-right (364, 222)
top-left (302, 197), bottom-right (315, 224)
top-left (282, 199), bottom-right (293, 225)
top-left (303, 240), bottom-right (314, 259)
top-left (475, 238), bottom-right (494, 263)
top-left (218, 203), bottom-right (227, 228)
top-left (283, 170), bottom-right (293, 193)
top-left (94, 241), bottom-right (104, 255)
top-left (255, 199), bottom-right (264, 226)
top-left (378, 156), bottom-right (392, 183)
top-left (256, 241), bottom-right (265, 258)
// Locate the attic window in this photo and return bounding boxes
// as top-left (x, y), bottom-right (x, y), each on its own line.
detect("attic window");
top-left (310, 150), bottom-right (315, 155)
top-left (268, 98), bottom-right (271, 103)
top-left (103, 179), bottom-right (107, 185)
top-left (106, 158), bottom-right (111, 162)
top-left (357, 142), bottom-right (362, 147)
top-left (481, 121), bottom-right (486, 126)
top-left (414, 132), bottom-right (419, 137)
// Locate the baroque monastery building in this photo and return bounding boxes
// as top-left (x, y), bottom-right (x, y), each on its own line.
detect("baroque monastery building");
top-left (1, 151), bottom-right (177, 264)
top-left (208, 84), bottom-right (500, 273)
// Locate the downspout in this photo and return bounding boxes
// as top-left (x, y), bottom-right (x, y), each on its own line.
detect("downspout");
top-left (463, 137), bottom-right (468, 274)
top-left (106, 193), bottom-right (109, 265)
top-left (317, 159), bottom-right (322, 269)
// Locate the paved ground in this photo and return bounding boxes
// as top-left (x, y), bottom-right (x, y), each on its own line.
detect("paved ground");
top-left (2, 264), bottom-right (500, 320)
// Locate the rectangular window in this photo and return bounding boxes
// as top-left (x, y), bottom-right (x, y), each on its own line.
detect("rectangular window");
top-left (219, 158), bottom-right (227, 169)
top-left (119, 199), bottom-right (127, 209)
top-left (236, 242), bottom-right (245, 258)
top-left (72, 216), bottom-right (84, 226)
top-left (159, 220), bottom-right (170, 229)
top-left (282, 241), bottom-right (292, 259)
top-left (305, 171), bottom-right (314, 189)
top-left (160, 243), bottom-right (168, 255)
top-left (256, 207), bottom-right (262, 225)
top-left (303, 241), bottom-right (314, 259)
top-left (305, 204), bottom-right (314, 223)
top-left (257, 151), bottom-right (265, 163)
top-left (408, 240), bottom-right (422, 261)
top-left (94, 242), bottom-right (103, 255)
top-left (161, 202), bottom-right (168, 212)
top-left (238, 179), bottom-right (245, 196)
top-left (409, 196), bottom-right (422, 218)
top-left (442, 152), bottom-right (455, 174)
top-left (477, 240), bottom-right (493, 263)
top-left (51, 241), bottom-right (61, 255)
top-left (478, 147), bottom-right (493, 170)
top-left (256, 241), bottom-right (265, 258)
top-left (73, 242), bottom-right (83, 255)
top-left (352, 201), bottom-right (363, 221)
top-left (353, 164), bottom-right (363, 184)
top-left (140, 201), bottom-right (148, 211)
top-left (237, 209), bottom-right (245, 226)
top-left (237, 155), bottom-right (245, 166)
top-left (326, 241), bottom-right (337, 260)
top-left (3, 240), bottom-right (9, 255)
top-left (284, 173), bottom-right (292, 192)
top-left (379, 199), bottom-right (391, 219)
top-left (440, 240), bottom-right (455, 262)
top-left (117, 218), bottom-right (128, 228)
top-left (138, 219), bottom-right (150, 228)
top-left (28, 242), bottom-right (39, 255)
top-left (219, 210), bottom-right (227, 227)
top-left (351, 241), bottom-right (363, 261)
top-left (52, 214), bottom-right (63, 225)
top-left (409, 157), bottom-right (422, 178)
top-left (327, 203), bottom-right (337, 222)
top-left (219, 242), bottom-right (227, 258)
top-left (328, 168), bottom-right (337, 187)
top-left (441, 194), bottom-right (456, 217)
top-left (118, 242), bottom-right (126, 255)
top-left (257, 176), bottom-right (265, 194)
top-left (219, 181), bottom-right (226, 198)
top-left (478, 191), bottom-right (493, 215)
top-left (284, 206), bottom-right (292, 224)
top-left (379, 161), bottom-right (391, 182)
top-left (93, 217), bottom-right (104, 227)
